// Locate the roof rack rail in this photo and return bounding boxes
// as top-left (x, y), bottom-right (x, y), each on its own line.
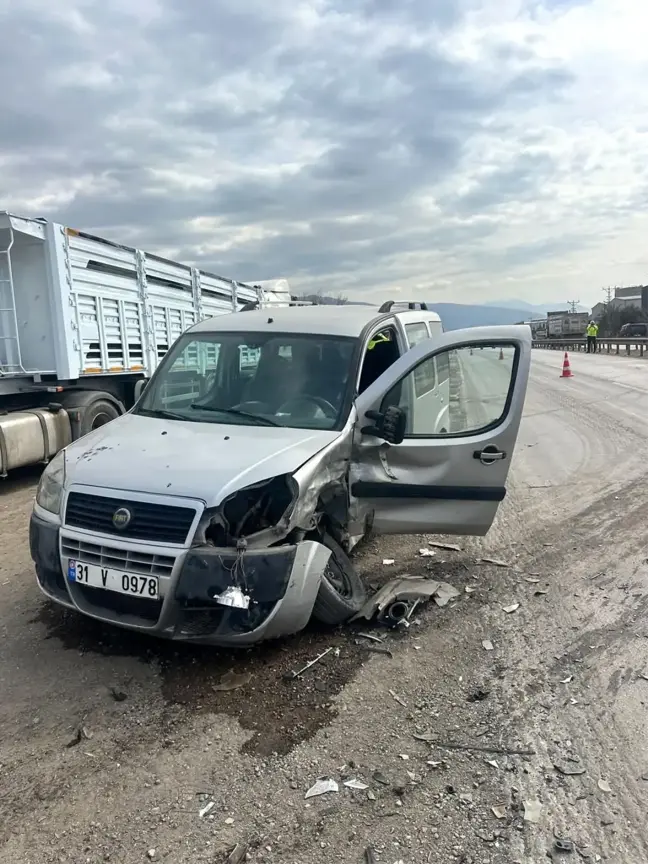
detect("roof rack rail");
top-left (378, 301), bottom-right (429, 313)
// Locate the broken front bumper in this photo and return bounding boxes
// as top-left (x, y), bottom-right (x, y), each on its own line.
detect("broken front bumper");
top-left (30, 511), bottom-right (331, 646)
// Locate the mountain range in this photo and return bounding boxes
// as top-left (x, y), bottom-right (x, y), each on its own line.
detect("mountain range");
top-left (301, 293), bottom-right (590, 330)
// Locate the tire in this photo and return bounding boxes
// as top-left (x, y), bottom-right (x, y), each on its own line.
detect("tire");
top-left (60, 391), bottom-right (123, 440)
top-left (312, 533), bottom-right (367, 626)
top-left (77, 399), bottom-right (120, 436)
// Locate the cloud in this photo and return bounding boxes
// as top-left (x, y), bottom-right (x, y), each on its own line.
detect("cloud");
top-left (1, 0), bottom-right (647, 307)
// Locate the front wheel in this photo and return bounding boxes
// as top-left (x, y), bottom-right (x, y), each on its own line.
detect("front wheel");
top-left (311, 533), bottom-right (367, 626)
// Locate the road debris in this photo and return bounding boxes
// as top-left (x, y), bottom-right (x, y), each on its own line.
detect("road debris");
top-left (109, 687), bottom-right (128, 702)
top-left (554, 763), bottom-right (586, 776)
top-left (382, 559), bottom-right (395, 565)
top-left (534, 589), bottom-right (549, 596)
top-left (355, 641), bottom-right (393, 657)
top-left (418, 547), bottom-right (436, 556)
top-left (213, 670), bottom-right (252, 692)
top-left (353, 577), bottom-right (460, 624)
top-left (147, 850), bottom-right (156, 860)
top-left (482, 639), bottom-right (495, 651)
top-left (428, 541), bottom-right (461, 551)
top-left (525, 578), bottom-right (541, 584)
top-left (389, 689), bottom-right (407, 707)
top-left (597, 779), bottom-right (612, 793)
top-left (344, 778), bottom-right (369, 790)
top-left (467, 687), bottom-right (491, 703)
top-left (226, 843), bottom-right (248, 864)
top-left (554, 837), bottom-right (575, 854)
top-left (560, 675), bottom-right (574, 684)
top-left (373, 771), bottom-right (391, 786)
top-left (357, 632), bottom-right (384, 643)
top-left (486, 759), bottom-right (499, 769)
top-left (412, 734), bottom-right (536, 756)
top-left (491, 804), bottom-right (507, 819)
top-left (66, 725), bottom-right (93, 748)
top-left (465, 585), bottom-right (477, 593)
top-left (199, 801), bottom-right (215, 818)
top-left (480, 557), bottom-right (510, 568)
top-left (284, 647), bottom-right (333, 680)
top-left (523, 799), bottom-right (543, 823)
top-left (503, 603), bottom-right (520, 614)
top-left (305, 778), bottom-right (339, 799)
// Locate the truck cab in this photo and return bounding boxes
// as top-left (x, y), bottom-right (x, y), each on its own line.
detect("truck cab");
top-left (30, 301), bottom-right (531, 647)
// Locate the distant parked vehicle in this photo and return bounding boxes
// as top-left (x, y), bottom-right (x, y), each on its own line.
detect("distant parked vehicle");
top-left (619, 323), bottom-right (648, 338)
top-left (546, 311), bottom-right (589, 339)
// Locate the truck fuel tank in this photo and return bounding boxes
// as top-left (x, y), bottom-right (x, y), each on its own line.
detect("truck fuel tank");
top-left (0, 407), bottom-right (72, 475)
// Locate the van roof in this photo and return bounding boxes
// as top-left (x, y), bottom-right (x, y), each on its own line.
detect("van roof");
top-left (189, 304), bottom-right (442, 339)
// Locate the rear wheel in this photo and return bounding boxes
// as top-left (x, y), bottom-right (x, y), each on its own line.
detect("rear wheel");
top-left (79, 399), bottom-right (120, 435)
top-left (312, 533), bottom-right (367, 626)
top-left (60, 391), bottom-right (124, 441)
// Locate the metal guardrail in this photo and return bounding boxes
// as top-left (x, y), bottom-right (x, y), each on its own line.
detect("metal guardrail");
top-left (533, 338), bottom-right (648, 356)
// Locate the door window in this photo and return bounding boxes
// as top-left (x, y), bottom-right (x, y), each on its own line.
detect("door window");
top-left (358, 327), bottom-right (401, 393)
top-left (383, 343), bottom-right (518, 437)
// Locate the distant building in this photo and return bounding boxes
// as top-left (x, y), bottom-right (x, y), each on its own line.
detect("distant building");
top-left (592, 286), bottom-right (648, 320)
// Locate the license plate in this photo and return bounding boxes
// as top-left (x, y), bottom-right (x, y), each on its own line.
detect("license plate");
top-left (67, 559), bottom-right (159, 599)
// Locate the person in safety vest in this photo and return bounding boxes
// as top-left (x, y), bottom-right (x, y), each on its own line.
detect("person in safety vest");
top-left (586, 320), bottom-right (599, 354)
top-left (367, 332), bottom-right (390, 350)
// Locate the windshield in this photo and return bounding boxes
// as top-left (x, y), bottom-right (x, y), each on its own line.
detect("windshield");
top-left (135, 331), bottom-right (356, 430)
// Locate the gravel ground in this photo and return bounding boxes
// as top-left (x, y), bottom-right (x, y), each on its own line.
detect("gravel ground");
top-left (2, 351), bottom-right (648, 863)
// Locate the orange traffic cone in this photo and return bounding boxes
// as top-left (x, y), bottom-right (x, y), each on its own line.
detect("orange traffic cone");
top-left (560, 352), bottom-right (573, 378)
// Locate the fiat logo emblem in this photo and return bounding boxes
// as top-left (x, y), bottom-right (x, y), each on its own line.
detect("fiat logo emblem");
top-left (112, 507), bottom-right (132, 530)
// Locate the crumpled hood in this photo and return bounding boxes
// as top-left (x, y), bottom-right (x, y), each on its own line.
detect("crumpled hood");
top-left (64, 413), bottom-right (339, 506)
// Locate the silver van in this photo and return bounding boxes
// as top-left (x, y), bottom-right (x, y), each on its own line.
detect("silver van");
top-left (30, 302), bottom-right (531, 645)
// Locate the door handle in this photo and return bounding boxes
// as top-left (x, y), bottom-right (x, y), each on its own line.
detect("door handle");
top-left (473, 446), bottom-right (507, 465)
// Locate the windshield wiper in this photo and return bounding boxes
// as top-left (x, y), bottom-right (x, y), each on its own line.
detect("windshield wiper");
top-left (138, 407), bottom-right (188, 421)
top-left (189, 404), bottom-right (281, 427)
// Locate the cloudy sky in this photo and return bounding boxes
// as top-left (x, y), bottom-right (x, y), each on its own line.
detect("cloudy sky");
top-left (1, 0), bottom-right (647, 307)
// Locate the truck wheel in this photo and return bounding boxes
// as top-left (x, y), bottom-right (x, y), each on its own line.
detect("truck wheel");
top-left (78, 399), bottom-right (120, 435)
top-left (312, 533), bottom-right (367, 626)
top-left (60, 391), bottom-right (124, 440)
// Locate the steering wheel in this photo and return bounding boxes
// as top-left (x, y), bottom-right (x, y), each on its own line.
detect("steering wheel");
top-left (276, 395), bottom-right (338, 419)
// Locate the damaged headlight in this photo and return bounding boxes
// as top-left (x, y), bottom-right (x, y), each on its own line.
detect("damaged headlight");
top-left (203, 474), bottom-right (299, 546)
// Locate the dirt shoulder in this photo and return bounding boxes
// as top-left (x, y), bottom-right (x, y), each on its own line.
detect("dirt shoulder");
top-left (3, 359), bottom-right (648, 863)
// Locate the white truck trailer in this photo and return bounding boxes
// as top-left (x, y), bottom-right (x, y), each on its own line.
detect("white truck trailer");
top-left (0, 211), bottom-right (288, 475)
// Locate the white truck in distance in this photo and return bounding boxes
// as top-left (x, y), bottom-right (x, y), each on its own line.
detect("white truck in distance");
top-left (0, 211), bottom-right (288, 475)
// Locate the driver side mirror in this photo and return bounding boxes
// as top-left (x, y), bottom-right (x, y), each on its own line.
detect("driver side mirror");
top-left (134, 378), bottom-right (148, 402)
top-left (361, 407), bottom-right (406, 445)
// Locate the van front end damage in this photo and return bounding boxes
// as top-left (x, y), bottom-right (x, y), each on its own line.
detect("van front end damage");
top-left (31, 505), bottom-right (334, 646)
top-left (171, 540), bottom-right (331, 644)
top-left (30, 422), bottom-right (366, 646)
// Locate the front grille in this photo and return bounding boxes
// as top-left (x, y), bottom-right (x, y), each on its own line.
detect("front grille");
top-left (73, 583), bottom-right (162, 622)
top-left (65, 492), bottom-right (196, 545)
top-left (61, 536), bottom-right (176, 577)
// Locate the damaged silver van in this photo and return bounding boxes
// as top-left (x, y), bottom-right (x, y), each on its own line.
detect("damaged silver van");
top-left (30, 302), bottom-right (531, 645)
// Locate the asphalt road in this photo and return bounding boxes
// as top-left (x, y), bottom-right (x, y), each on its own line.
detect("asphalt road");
top-left (2, 349), bottom-right (648, 863)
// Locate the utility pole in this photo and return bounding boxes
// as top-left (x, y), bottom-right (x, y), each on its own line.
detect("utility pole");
top-left (602, 286), bottom-right (613, 304)
top-left (567, 300), bottom-right (580, 313)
